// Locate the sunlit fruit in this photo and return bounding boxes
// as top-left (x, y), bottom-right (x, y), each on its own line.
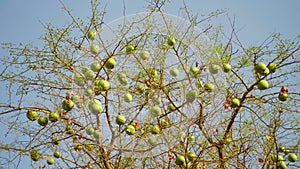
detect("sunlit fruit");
top-left (150, 106), bottom-right (162, 117)
top-left (117, 73), bottom-right (128, 85)
top-left (86, 127), bottom-right (94, 135)
top-left (150, 125), bottom-right (160, 135)
top-left (270, 154), bottom-right (284, 162)
top-left (224, 138), bottom-right (231, 145)
top-left (26, 110), bottom-right (39, 121)
top-left (49, 112), bottom-right (60, 122)
top-left (71, 95), bottom-right (80, 103)
top-left (190, 66), bottom-right (199, 77)
top-left (90, 62), bottom-right (101, 72)
top-left (261, 68), bottom-right (270, 76)
top-left (167, 103), bottom-right (176, 112)
top-left (167, 37), bottom-right (176, 46)
top-left (116, 115), bottom-right (126, 125)
top-left (187, 151), bottom-right (197, 161)
top-left (209, 64), bottom-right (220, 74)
top-left (95, 79), bottom-right (110, 91)
top-left (223, 63), bottom-right (232, 73)
top-left (230, 98), bottom-right (240, 108)
top-left (74, 74), bottom-right (85, 86)
top-left (30, 150), bottom-right (40, 161)
top-left (87, 30), bottom-right (96, 40)
top-left (187, 135), bottom-right (195, 142)
top-left (51, 136), bottom-right (60, 145)
top-left (279, 145), bottom-right (285, 152)
top-left (170, 67), bottom-right (179, 77)
top-left (93, 130), bottom-right (102, 138)
top-left (140, 50), bottom-right (150, 60)
top-left (204, 83), bottom-right (215, 92)
top-left (283, 149), bottom-right (290, 154)
top-left (84, 88), bottom-right (93, 97)
top-left (126, 125), bottom-right (136, 135)
top-left (105, 57), bottom-right (116, 69)
top-left (88, 99), bottom-right (103, 114)
top-left (160, 120), bottom-right (169, 129)
top-left (83, 69), bottom-right (95, 80)
top-left (278, 92), bottom-right (288, 101)
top-left (135, 84), bottom-right (145, 94)
top-left (62, 99), bottom-right (74, 111)
top-left (126, 44), bottom-right (135, 54)
top-left (175, 155), bottom-right (186, 165)
top-left (277, 161), bottom-right (287, 169)
top-left (148, 138), bottom-right (157, 146)
top-left (53, 151), bottom-right (61, 158)
top-left (186, 90), bottom-right (198, 103)
top-left (124, 93), bottom-right (133, 102)
top-left (66, 125), bottom-right (74, 135)
top-left (37, 116), bottom-right (48, 126)
top-left (90, 44), bottom-right (100, 55)
top-left (257, 80), bottom-right (269, 90)
top-left (84, 141), bottom-right (94, 151)
top-left (287, 153), bottom-right (297, 162)
top-left (195, 79), bottom-right (203, 88)
top-left (268, 63), bottom-right (277, 73)
top-left (74, 143), bottom-right (82, 152)
top-left (47, 157), bottom-right (55, 165)
top-left (255, 62), bottom-right (267, 74)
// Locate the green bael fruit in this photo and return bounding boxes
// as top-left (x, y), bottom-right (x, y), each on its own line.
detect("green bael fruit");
top-left (90, 44), bottom-right (100, 55)
top-left (187, 135), bottom-right (195, 142)
top-left (167, 103), bottom-right (176, 112)
top-left (88, 99), bottom-right (103, 114)
top-left (116, 115), bottom-right (126, 125)
top-left (26, 110), bottom-right (39, 121)
top-left (126, 125), bottom-right (136, 135)
top-left (187, 151), bottom-right (197, 161)
top-left (254, 62), bottom-right (267, 74)
top-left (84, 88), bottom-right (93, 97)
top-left (74, 74), bottom-right (85, 86)
top-left (30, 150), bottom-right (40, 161)
top-left (51, 136), bottom-right (60, 145)
top-left (204, 83), bottom-right (215, 92)
top-left (150, 125), bottom-right (160, 135)
top-left (167, 37), bottom-right (176, 46)
top-left (124, 93), bottom-right (133, 102)
top-left (86, 127), bottom-right (94, 135)
top-left (278, 92), bottom-right (288, 101)
top-left (105, 57), bottom-right (116, 69)
top-left (93, 130), bottom-right (102, 138)
top-left (209, 64), bottom-right (220, 74)
top-left (87, 30), bottom-right (96, 40)
top-left (126, 44), bottom-right (135, 54)
top-left (49, 112), bottom-right (60, 122)
top-left (175, 155), bottom-right (186, 166)
top-left (267, 63), bottom-right (277, 73)
top-left (53, 151), bottom-right (61, 158)
top-left (287, 153), bottom-right (297, 162)
top-left (117, 73), bottom-right (128, 85)
top-left (62, 99), bottom-right (74, 111)
top-left (257, 80), bottom-right (269, 90)
top-left (277, 161), bottom-right (287, 169)
top-left (37, 116), bottom-right (48, 126)
top-left (90, 62), bottom-right (101, 72)
top-left (135, 84), bottom-right (145, 94)
top-left (95, 79), bottom-right (110, 91)
top-left (223, 63), bottom-right (232, 73)
top-left (186, 90), bottom-right (198, 103)
top-left (140, 50), bottom-right (150, 60)
top-left (83, 69), bottom-right (95, 80)
top-left (150, 106), bottom-right (162, 117)
top-left (230, 98), bottom-right (240, 108)
top-left (170, 67), bottom-right (179, 77)
top-left (148, 138), bottom-right (157, 146)
top-left (65, 125), bottom-right (74, 135)
top-left (190, 66), bottom-right (199, 78)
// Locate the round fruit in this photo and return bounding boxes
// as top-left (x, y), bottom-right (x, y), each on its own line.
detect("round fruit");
top-left (84, 88), bottom-right (93, 97)
top-left (150, 125), bottom-right (160, 135)
top-left (53, 151), bottom-right (61, 158)
top-left (187, 151), bottom-right (197, 161)
top-left (261, 68), bottom-right (270, 76)
top-left (257, 80), bottom-right (269, 90)
top-left (37, 116), bottom-right (48, 126)
top-left (126, 125), bottom-right (136, 135)
top-left (90, 62), bottom-right (101, 72)
top-left (160, 120), bottom-right (169, 129)
top-left (195, 79), bottom-right (203, 88)
top-left (175, 155), bottom-right (186, 165)
top-left (126, 44), bottom-right (135, 54)
top-left (87, 30), bottom-right (96, 40)
top-left (148, 138), bottom-right (157, 146)
top-left (277, 161), bottom-right (287, 169)
top-left (26, 110), bottom-right (39, 121)
top-left (84, 142), bottom-right (94, 151)
top-left (71, 95), bottom-right (80, 103)
top-left (65, 126), bottom-right (74, 135)
top-left (224, 138), bottom-right (231, 145)
top-left (116, 115), bottom-right (126, 125)
top-left (190, 66), bottom-right (199, 77)
top-left (49, 112), bottom-right (60, 122)
top-left (51, 136), bottom-right (60, 145)
top-left (167, 103), bottom-right (176, 112)
top-left (93, 130), bottom-right (102, 138)
top-left (270, 154), bottom-right (284, 162)
top-left (150, 106), bottom-right (162, 117)
top-left (204, 83), bottom-right (215, 92)
top-left (47, 157), bottom-right (55, 165)
top-left (74, 74), bottom-right (85, 86)
top-left (88, 99), bottom-right (103, 114)
top-left (223, 63), bottom-right (232, 73)
top-left (90, 44), bottom-right (100, 55)
top-left (124, 93), bottom-right (133, 102)
top-left (255, 62), bottom-right (267, 74)
top-left (170, 67), bottom-right (179, 77)
top-left (186, 90), bottom-right (198, 103)
top-left (117, 73), bottom-right (128, 85)
top-left (83, 69), bottom-right (95, 80)
top-left (209, 64), bottom-right (220, 74)
top-left (268, 63), bottom-right (277, 73)
top-left (140, 50), bottom-right (150, 60)
top-left (287, 153), bottom-right (297, 162)
top-left (86, 127), bottom-right (94, 135)
top-left (135, 84), bottom-right (145, 94)
top-left (74, 143), bottom-right (82, 151)
top-left (231, 98), bottom-right (240, 108)
top-left (283, 149), bottom-right (290, 154)
top-left (167, 37), bottom-right (176, 46)
top-left (105, 57), bottom-right (116, 69)
top-left (95, 79), bottom-right (110, 91)
top-left (30, 150), bottom-right (40, 161)
top-left (62, 99), bottom-right (74, 111)
top-left (278, 92), bottom-right (288, 101)
top-left (187, 135), bottom-right (195, 142)
top-left (279, 145), bottom-right (285, 152)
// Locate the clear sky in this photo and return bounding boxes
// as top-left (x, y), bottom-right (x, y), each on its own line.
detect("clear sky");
top-left (0, 0), bottom-right (299, 168)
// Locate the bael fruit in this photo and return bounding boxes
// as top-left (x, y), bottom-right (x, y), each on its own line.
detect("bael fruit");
top-left (87, 30), bottom-right (96, 40)
top-left (117, 73), bottom-right (128, 85)
top-left (167, 37), bottom-right (176, 46)
top-left (88, 99), bottom-right (103, 115)
top-left (26, 110), bottom-right (39, 121)
top-left (195, 79), bottom-right (203, 88)
top-left (30, 150), bottom-right (40, 161)
top-left (150, 125), bottom-right (160, 135)
top-left (255, 62), bottom-right (267, 74)
top-left (74, 74), bottom-right (85, 86)
top-left (105, 57), bottom-right (116, 69)
top-left (261, 68), bottom-right (270, 76)
top-left (187, 151), bottom-right (197, 161)
top-left (268, 63), bottom-right (277, 73)
top-left (278, 92), bottom-right (288, 101)
top-left (37, 116), bottom-right (48, 126)
top-left (93, 130), bottom-right (102, 138)
top-left (74, 143), bottom-right (82, 152)
top-left (170, 67), bottom-right (179, 77)
top-left (49, 112), bottom-right (60, 122)
top-left (223, 63), bottom-right (232, 73)
top-left (95, 79), bottom-right (110, 91)
top-left (47, 157), bottom-right (55, 165)
top-left (204, 83), bottom-right (215, 92)
top-left (90, 44), bottom-right (100, 55)
top-left (190, 66), bottom-right (199, 77)
top-left (62, 99), bottom-right (74, 111)
top-left (187, 135), bottom-right (195, 142)
top-left (231, 98), bottom-right (240, 108)
top-left (287, 153), bottom-right (297, 162)
top-left (126, 44), bottom-right (135, 54)
top-left (116, 115), bottom-right (126, 125)
top-left (167, 103), bottom-right (176, 112)
top-left (51, 136), bottom-right (60, 145)
top-left (53, 151), bottom-right (61, 158)
top-left (65, 125), bottom-right (74, 135)
top-left (175, 155), bottom-right (186, 166)
top-left (86, 127), bottom-right (94, 135)
top-left (148, 138), bottom-right (157, 146)
top-left (140, 50), bottom-right (150, 60)
top-left (277, 161), bottom-right (287, 169)
top-left (186, 90), bottom-right (198, 103)
top-left (257, 80), bottom-right (269, 90)
top-left (124, 93), bottom-right (133, 102)
top-left (135, 84), bottom-right (145, 94)
top-left (150, 106), bottom-right (162, 117)
top-left (209, 64), bottom-right (220, 74)
top-left (90, 62), bottom-right (101, 72)
top-left (152, 95), bottom-right (161, 104)
top-left (279, 145), bottom-right (285, 152)
top-left (84, 88), bottom-right (93, 97)
top-left (83, 69), bottom-right (95, 80)
top-left (160, 120), bottom-right (169, 129)
top-left (126, 125), bottom-right (136, 135)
